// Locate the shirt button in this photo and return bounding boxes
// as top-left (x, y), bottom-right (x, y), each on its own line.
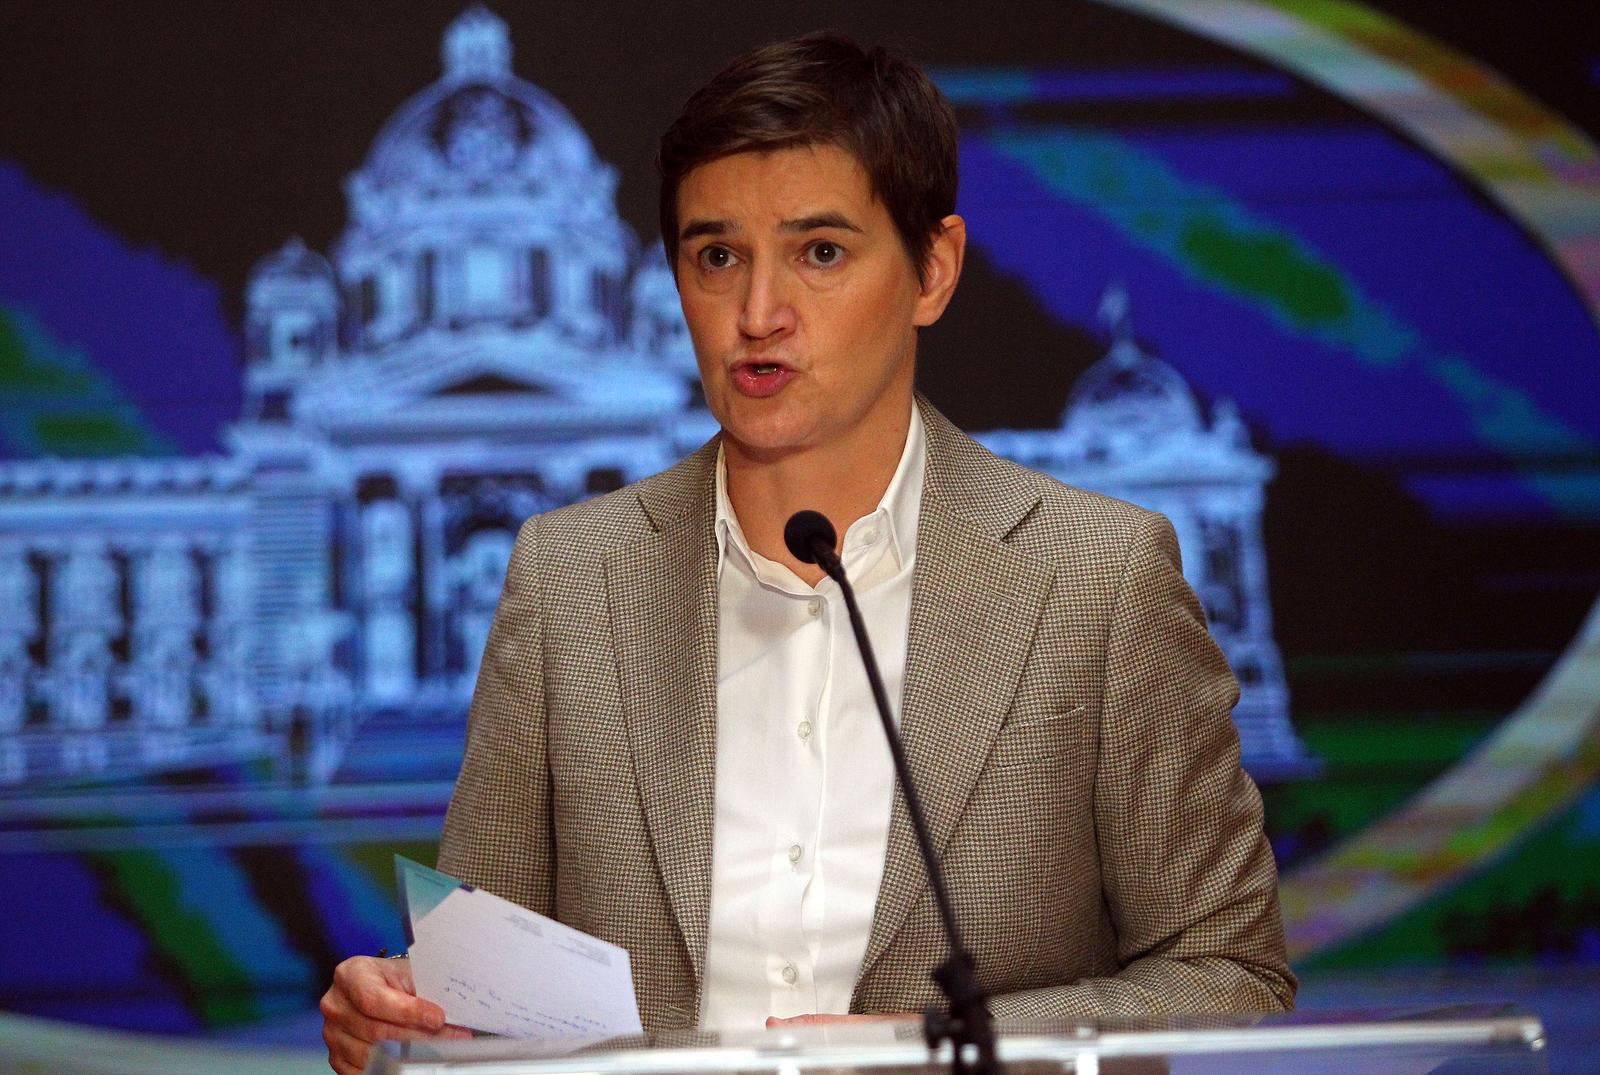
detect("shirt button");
top-left (788, 843), bottom-right (803, 864)
top-left (781, 963), bottom-right (798, 985)
top-left (863, 527), bottom-right (879, 544)
top-left (797, 720), bottom-right (812, 741)
top-left (807, 599), bottom-right (821, 618)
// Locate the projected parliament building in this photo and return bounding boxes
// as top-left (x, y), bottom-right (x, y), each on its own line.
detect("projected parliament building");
top-left (0, 7), bottom-right (1309, 789)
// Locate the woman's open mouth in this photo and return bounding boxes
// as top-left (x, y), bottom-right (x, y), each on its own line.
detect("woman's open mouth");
top-left (731, 361), bottom-right (796, 398)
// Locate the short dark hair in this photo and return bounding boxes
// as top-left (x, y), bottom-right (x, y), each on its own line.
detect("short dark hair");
top-left (657, 32), bottom-right (959, 282)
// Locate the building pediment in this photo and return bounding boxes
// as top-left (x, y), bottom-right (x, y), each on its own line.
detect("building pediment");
top-left (291, 344), bottom-right (574, 419)
top-left (284, 339), bottom-right (690, 442)
top-left (428, 372), bottom-right (550, 397)
top-left (388, 347), bottom-right (573, 405)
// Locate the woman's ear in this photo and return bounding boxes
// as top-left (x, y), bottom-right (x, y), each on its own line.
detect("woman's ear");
top-left (913, 214), bottom-right (967, 328)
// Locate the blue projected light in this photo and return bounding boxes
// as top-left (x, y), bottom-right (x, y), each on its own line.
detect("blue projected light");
top-left (934, 65), bottom-right (1296, 105)
top-left (940, 85), bottom-right (1600, 520)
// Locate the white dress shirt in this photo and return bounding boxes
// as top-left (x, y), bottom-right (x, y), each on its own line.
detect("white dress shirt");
top-left (698, 406), bottom-right (926, 1030)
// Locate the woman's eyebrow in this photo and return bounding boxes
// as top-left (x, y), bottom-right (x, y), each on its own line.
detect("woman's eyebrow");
top-left (780, 212), bottom-right (862, 233)
top-left (679, 218), bottom-right (735, 243)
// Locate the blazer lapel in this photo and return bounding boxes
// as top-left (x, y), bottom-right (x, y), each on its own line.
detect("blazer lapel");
top-left (603, 445), bottom-right (720, 991)
top-left (855, 401), bottom-right (1055, 991)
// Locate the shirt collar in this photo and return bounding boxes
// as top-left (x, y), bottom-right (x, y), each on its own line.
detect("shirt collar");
top-left (714, 403), bottom-right (926, 579)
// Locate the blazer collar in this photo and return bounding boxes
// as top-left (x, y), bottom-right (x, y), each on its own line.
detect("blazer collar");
top-left (853, 397), bottom-right (1054, 993)
top-left (603, 438), bottom-right (721, 1006)
top-left (916, 395), bottom-right (1043, 543)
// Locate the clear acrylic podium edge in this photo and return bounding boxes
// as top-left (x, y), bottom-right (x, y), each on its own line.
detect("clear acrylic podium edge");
top-left (369, 1004), bottom-right (1547, 1074)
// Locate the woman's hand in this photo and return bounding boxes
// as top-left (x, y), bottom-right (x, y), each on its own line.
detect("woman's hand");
top-left (319, 955), bottom-right (472, 1075)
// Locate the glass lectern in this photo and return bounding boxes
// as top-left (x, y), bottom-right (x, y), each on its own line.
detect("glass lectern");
top-left (369, 1004), bottom-right (1546, 1074)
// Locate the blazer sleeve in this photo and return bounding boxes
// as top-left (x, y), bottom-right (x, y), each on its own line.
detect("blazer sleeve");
top-left (437, 515), bottom-right (556, 916)
top-left (989, 511), bottom-right (1297, 1018)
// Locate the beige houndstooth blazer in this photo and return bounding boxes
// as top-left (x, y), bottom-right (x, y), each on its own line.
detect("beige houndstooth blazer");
top-left (438, 397), bottom-right (1296, 1028)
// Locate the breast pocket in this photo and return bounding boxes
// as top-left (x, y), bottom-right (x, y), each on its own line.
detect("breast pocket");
top-left (986, 703), bottom-right (1087, 769)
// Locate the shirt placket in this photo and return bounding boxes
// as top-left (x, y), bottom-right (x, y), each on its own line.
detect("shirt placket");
top-left (758, 583), bottom-right (828, 1018)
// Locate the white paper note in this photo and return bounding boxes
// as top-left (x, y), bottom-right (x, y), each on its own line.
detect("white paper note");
top-left (409, 884), bottom-right (644, 1042)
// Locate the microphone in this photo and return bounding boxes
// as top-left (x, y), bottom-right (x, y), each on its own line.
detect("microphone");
top-left (782, 511), bottom-right (1002, 1075)
top-left (783, 509), bottom-right (841, 574)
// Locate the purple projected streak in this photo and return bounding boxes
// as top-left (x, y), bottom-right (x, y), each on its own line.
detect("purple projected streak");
top-left (0, 162), bottom-right (242, 459)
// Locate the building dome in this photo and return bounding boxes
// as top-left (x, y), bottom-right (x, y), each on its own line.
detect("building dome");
top-left (247, 236), bottom-right (336, 296)
top-left (334, 5), bottom-right (634, 354)
top-left (244, 238), bottom-right (339, 374)
top-left (1065, 344), bottom-right (1204, 437)
top-left (1063, 287), bottom-right (1203, 440)
top-left (352, 6), bottom-right (603, 194)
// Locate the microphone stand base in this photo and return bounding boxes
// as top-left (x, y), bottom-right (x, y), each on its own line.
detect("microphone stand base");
top-left (922, 954), bottom-right (1004, 1074)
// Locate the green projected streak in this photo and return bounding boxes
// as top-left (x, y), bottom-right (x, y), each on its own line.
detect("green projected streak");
top-left (1310, 787), bottom-right (1600, 968)
top-left (987, 130), bottom-right (1599, 514)
top-left (0, 306), bottom-right (171, 457)
top-left (88, 847), bottom-right (317, 1027)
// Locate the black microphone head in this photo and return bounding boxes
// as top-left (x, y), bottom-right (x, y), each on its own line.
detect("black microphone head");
top-left (784, 510), bottom-right (837, 565)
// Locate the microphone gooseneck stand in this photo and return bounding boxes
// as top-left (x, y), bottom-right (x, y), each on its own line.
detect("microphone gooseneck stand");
top-left (782, 510), bottom-right (1004, 1075)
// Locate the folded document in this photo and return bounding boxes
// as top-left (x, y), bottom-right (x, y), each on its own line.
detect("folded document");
top-left (396, 856), bottom-right (644, 1042)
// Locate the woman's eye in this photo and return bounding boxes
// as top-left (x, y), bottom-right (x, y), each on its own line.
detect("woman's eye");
top-left (699, 245), bottom-right (735, 270)
top-left (806, 241), bottom-right (842, 266)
